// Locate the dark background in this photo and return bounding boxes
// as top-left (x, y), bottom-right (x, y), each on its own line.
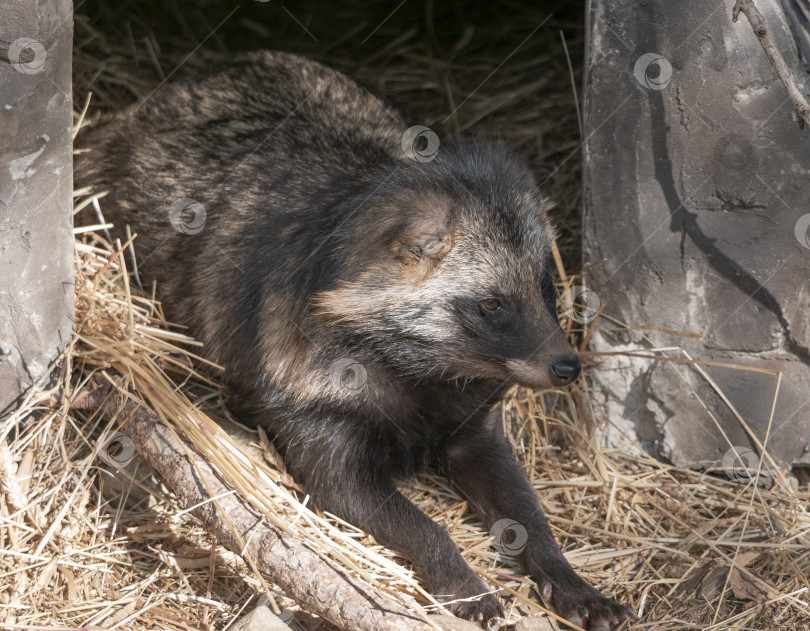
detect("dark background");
top-left (74, 0), bottom-right (587, 270)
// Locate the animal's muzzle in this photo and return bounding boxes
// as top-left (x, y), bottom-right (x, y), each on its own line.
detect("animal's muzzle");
top-left (548, 356), bottom-right (582, 386)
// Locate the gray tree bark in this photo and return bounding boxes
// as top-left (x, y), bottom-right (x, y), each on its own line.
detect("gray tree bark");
top-left (582, 0), bottom-right (810, 477)
top-left (0, 0), bottom-right (74, 415)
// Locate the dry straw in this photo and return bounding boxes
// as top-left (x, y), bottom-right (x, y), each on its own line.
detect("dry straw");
top-left (0, 209), bottom-right (805, 629)
top-left (0, 5), bottom-right (806, 630)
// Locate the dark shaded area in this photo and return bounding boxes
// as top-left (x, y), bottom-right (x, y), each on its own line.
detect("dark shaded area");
top-left (73, 0), bottom-right (588, 269)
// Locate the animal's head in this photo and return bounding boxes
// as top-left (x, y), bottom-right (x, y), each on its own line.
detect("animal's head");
top-left (315, 141), bottom-right (581, 389)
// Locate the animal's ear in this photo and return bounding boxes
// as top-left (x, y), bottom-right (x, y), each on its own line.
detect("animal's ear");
top-left (392, 205), bottom-right (453, 266)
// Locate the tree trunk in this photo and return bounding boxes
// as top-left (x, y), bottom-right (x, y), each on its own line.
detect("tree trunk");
top-left (0, 0), bottom-right (74, 415)
top-left (582, 0), bottom-right (810, 478)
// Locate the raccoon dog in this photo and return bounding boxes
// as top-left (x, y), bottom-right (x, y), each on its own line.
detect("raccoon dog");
top-left (75, 51), bottom-right (632, 630)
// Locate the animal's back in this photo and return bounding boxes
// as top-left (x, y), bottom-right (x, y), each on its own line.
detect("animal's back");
top-left (76, 50), bottom-right (404, 250)
top-left (75, 51), bottom-right (407, 385)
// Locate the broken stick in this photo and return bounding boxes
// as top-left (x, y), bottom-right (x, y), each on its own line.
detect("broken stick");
top-left (733, 0), bottom-right (810, 129)
top-left (99, 390), bottom-right (434, 631)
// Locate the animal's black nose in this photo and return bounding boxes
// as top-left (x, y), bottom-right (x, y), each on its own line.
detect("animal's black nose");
top-left (549, 357), bottom-right (582, 386)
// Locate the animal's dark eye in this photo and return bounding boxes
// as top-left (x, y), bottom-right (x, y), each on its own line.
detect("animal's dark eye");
top-left (481, 298), bottom-right (501, 311)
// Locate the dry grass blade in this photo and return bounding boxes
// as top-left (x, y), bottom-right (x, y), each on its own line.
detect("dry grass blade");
top-left (1, 228), bottom-right (805, 629)
top-left (0, 227), bottom-right (810, 629)
top-left (1, 3), bottom-right (806, 629)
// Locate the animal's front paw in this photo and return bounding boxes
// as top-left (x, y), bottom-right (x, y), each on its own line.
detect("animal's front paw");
top-left (442, 592), bottom-right (505, 630)
top-left (536, 576), bottom-right (634, 630)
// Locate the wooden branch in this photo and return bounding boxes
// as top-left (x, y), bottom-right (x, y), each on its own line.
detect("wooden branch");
top-left (98, 391), bottom-right (434, 631)
top-left (733, 0), bottom-right (810, 129)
